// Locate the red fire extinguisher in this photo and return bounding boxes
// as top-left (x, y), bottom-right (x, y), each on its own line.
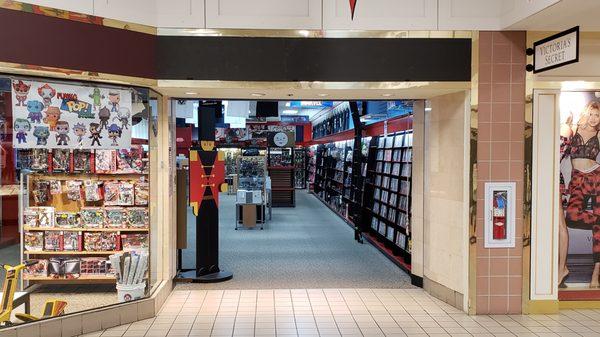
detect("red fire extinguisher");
top-left (492, 191), bottom-right (507, 240)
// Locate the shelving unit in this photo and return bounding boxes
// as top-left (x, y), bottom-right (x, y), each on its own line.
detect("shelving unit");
top-left (20, 149), bottom-right (150, 285)
top-left (294, 148), bottom-right (307, 189)
top-left (307, 147), bottom-right (316, 191)
top-left (366, 131), bottom-right (413, 265)
top-left (267, 147), bottom-right (295, 207)
top-left (313, 141), bottom-right (354, 220)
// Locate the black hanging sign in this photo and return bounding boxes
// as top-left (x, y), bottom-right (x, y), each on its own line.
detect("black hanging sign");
top-left (533, 26), bottom-right (579, 73)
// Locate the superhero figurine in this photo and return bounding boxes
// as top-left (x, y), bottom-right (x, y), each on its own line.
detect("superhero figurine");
top-left (89, 122), bottom-right (102, 146)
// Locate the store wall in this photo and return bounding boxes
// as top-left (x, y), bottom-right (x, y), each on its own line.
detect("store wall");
top-left (475, 31), bottom-right (526, 314)
top-left (14, 0), bottom-right (559, 30)
top-left (421, 91), bottom-right (470, 310)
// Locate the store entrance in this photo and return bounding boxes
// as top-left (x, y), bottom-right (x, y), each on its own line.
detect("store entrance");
top-left (175, 99), bottom-right (418, 288)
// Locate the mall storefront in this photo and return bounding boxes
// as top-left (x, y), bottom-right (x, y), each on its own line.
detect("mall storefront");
top-left (0, 2), bottom-right (595, 337)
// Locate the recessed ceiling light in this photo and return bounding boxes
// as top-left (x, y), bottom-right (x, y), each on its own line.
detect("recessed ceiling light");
top-left (381, 93), bottom-right (393, 97)
top-left (317, 93), bottom-right (329, 97)
top-left (251, 93), bottom-right (266, 97)
top-left (185, 92), bottom-right (197, 95)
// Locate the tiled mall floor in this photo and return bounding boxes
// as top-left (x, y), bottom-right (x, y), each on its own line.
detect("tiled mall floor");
top-left (82, 289), bottom-right (600, 337)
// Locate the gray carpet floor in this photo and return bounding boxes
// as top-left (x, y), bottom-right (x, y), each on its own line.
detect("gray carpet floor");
top-left (177, 190), bottom-right (413, 290)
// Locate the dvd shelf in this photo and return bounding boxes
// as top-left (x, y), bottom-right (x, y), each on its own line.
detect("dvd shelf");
top-left (313, 141), bottom-right (354, 221)
top-left (307, 146), bottom-right (317, 190)
top-left (366, 130), bottom-right (413, 263)
top-left (19, 148), bottom-right (150, 284)
top-left (294, 148), bottom-right (307, 189)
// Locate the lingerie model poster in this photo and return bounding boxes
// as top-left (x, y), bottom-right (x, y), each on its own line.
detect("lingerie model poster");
top-left (559, 90), bottom-right (600, 289)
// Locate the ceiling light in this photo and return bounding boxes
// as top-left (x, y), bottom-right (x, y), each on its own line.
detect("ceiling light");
top-left (251, 93), bottom-right (266, 97)
top-left (185, 92), bottom-right (197, 95)
top-left (425, 107), bottom-right (432, 112)
top-left (282, 109), bottom-right (298, 114)
top-left (381, 93), bottom-right (393, 97)
top-left (318, 93), bottom-right (329, 97)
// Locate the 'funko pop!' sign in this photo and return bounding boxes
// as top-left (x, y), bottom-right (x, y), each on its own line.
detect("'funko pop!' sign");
top-left (11, 79), bottom-right (133, 149)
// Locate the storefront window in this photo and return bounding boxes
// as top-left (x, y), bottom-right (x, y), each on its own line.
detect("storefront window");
top-left (559, 90), bottom-right (600, 289)
top-left (0, 76), bottom-right (162, 328)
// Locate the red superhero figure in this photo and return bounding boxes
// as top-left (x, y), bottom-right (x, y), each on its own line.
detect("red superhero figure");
top-left (12, 80), bottom-right (30, 106)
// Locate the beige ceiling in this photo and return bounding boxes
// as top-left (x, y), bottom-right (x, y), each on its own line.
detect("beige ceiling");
top-left (154, 80), bottom-right (470, 100)
top-left (508, 0), bottom-right (600, 31)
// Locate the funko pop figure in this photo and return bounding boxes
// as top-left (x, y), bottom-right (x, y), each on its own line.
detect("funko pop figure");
top-left (73, 122), bottom-right (86, 144)
top-left (107, 123), bottom-right (122, 146)
top-left (37, 84), bottom-right (56, 108)
top-left (89, 88), bottom-right (105, 111)
top-left (108, 91), bottom-right (120, 112)
top-left (113, 107), bottom-right (130, 130)
top-left (12, 80), bottom-right (30, 106)
top-left (26, 100), bottom-right (45, 123)
top-left (55, 121), bottom-right (70, 146)
top-left (43, 107), bottom-right (61, 131)
top-left (89, 122), bottom-right (102, 146)
top-left (98, 106), bottom-right (111, 130)
top-left (14, 118), bottom-right (31, 144)
top-left (33, 126), bottom-right (50, 145)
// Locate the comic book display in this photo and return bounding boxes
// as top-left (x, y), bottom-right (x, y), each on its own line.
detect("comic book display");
top-left (11, 79), bottom-right (133, 149)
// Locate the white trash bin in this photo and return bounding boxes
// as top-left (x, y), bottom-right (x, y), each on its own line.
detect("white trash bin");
top-left (117, 283), bottom-right (146, 302)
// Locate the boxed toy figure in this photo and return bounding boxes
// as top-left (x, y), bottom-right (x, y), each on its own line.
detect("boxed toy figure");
top-left (84, 180), bottom-right (103, 202)
top-left (121, 234), bottom-right (149, 251)
top-left (134, 181), bottom-right (149, 206)
top-left (83, 232), bottom-right (119, 251)
top-left (52, 149), bottom-right (70, 173)
top-left (23, 259), bottom-right (48, 278)
top-left (24, 231), bottom-right (43, 251)
top-left (80, 208), bottom-right (105, 228)
top-left (25, 207), bottom-right (54, 228)
top-left (116, 147), bottom-right (144, 174)
top-left (127, 208), bottom-right (149, 229)
top-left (105, 207), bottom-right (127, 228)
top-left (80, 257), bottom-right (110, 276)
top-left (73, 150), bottom-right (92, 173)
top-left (66, 180), bottom-right (83, 201)
top-left (49, 180), bottom-right (62, 195)
top-left (95, 150), bottom-right (117, 173)
top-left (63, 231), bottom-right (82, 251)
top-left (32, 180), bottom-right (51, 204)
top-left (103, 180), bottom-right (120, 206)
top-left (55, 212), bottom-right (80, 229)
top-left (118, 182), bottom-right (134, 205)
top-left (44, 231), bottom-right (62, 251)
top-left (30, 149), bottom-right (49, 171)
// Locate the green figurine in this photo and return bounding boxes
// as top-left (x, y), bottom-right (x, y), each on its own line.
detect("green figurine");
top-left (88, 88), bottom-right (105, 111)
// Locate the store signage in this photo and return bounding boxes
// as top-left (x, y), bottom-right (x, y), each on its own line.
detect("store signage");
top-left (11, 79), bottom-right (133, 149)
top-left (533, 26), bottom-right (579, 73)
top-left (280, 115), bottom-right (309, 123)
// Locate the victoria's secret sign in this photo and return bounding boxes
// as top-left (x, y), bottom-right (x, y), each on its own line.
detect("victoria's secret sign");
top-left (533, 26), bottom-right (579, 73)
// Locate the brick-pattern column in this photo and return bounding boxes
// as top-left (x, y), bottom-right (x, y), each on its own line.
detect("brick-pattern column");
top-left (476, 31), bottom-right (526, 314)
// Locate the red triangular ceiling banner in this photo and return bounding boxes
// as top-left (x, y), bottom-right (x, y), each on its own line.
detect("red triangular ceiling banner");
top-left (349, 0), bottom-right (357, 20)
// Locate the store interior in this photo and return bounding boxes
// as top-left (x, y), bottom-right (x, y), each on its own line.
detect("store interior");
top-left (174, 99), bottom-right (420, 289)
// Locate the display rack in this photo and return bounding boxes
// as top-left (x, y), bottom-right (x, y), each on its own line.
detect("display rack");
top-left (366, 131), bottom-right (413, 265)
top-left (313, 141), bottom-right (354, 221)
top-left (294, 148), bottom-right (307, 189)
top-left (19, 148), bottom-right (150, 285)
top-left (307, 147), bottom-right (316, 190)
top-left (267, 147), bottom-right (295, 207)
